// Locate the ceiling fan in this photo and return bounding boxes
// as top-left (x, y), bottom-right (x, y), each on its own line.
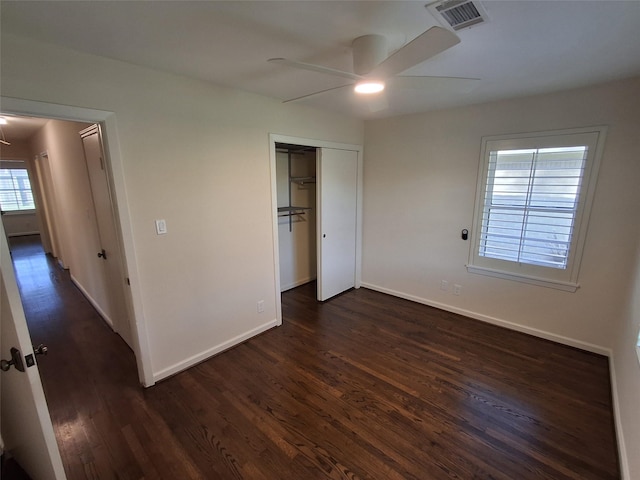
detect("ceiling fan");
top-left (268, 26), bottom-right (478, 103)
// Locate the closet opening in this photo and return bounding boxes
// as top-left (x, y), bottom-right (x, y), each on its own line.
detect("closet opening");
top-left (275, 142), bottom-right (317, 292)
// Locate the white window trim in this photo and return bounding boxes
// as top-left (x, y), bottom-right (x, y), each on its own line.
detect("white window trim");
top-left (466, 264), bottom-right (580, 292)
top-left (467, 126), bottom-right (607, 291)
top-left (1, 209), bottom-right (36, 216)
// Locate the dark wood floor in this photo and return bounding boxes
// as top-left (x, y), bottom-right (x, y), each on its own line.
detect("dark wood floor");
top-left (10, 235), bottom-right (620, 479)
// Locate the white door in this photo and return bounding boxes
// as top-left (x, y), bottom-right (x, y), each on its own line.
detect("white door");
top-left (35, 152), bottom-right (63, 260)
top-left (317, 148), bottom-right (358, 301)
top-left (81, 125), bottom-right (133, 348)
top-left (0, 222), bottom-right (66, 479)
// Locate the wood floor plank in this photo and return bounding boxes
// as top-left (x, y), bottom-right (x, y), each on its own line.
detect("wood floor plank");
top-left (9, 236), bottom-right (620, 479)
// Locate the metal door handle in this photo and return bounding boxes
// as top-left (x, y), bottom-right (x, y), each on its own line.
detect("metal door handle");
top-left (97, 249), bottom-right (107, 259)
top-left (1, 347), bottom-right (25, 372)
top-left (34, 344), bottom-right (48, 356)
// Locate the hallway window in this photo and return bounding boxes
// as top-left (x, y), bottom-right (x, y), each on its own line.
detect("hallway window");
top-left (0, 167), bottom-right (35, 212)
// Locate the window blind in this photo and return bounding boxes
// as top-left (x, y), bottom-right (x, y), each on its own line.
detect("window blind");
top-left (0, 168), bottom-right (35, 211)
top-left (478, 146), bottom-right (587, 269)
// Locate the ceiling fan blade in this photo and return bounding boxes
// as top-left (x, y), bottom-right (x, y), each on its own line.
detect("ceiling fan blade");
top-left (282, 83), bottom-right (354, 103)
top-left (391, 75), bottom-right (479, 93)
top-left (368, 26), bottom-right (460, 79)
top-left (268, 58), bottom-right (362, 81)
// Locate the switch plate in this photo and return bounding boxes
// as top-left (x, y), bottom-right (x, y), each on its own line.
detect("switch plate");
top-left (155, 219), bottom-right (167, 235)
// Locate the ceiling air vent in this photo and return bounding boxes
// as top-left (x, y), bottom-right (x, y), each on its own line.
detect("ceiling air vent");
top-left (426, 0), bottom-right (489, 31)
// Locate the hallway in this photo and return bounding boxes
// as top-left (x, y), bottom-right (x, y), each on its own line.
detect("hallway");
top-left (9, 234), bottom-right (142, 478)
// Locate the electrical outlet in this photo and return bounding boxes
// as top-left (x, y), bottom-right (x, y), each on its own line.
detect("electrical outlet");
top-left (453, 284), bottom-right (462, 296)
top-left (257, 300), bottom-right (265, 313)
top-left (440, 280), bottom-right (449, 291)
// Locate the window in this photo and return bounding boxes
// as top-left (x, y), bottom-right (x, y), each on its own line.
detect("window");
top-left (468, 127), bottom-right (606, 291)
top-left (0, 167), bottom-right (35, 212)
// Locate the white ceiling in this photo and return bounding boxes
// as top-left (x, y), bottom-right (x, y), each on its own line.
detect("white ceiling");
top-left (2, 1), bottom-right (640, 120)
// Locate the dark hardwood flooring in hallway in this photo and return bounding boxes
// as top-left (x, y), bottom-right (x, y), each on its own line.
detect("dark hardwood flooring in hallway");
top-left (10, 235), bottom-right (620, 479)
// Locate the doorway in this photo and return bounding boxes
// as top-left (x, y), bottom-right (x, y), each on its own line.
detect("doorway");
top-left (80, 124), bottom-right (133, 348)
top-left (8, 233), bottom-right (140, 479)
top-left (1, 116), bottom-right (133, 348)
top-left (0, 94), bottom-right (152, 387)
top-left (275, 143), bottom-right (317, 292)
top-left (269, 134), bottom-right (363, 320)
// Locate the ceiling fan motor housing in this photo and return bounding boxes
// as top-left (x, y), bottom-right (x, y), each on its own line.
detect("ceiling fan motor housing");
top-left (352, 34), bottom-right (388, 76)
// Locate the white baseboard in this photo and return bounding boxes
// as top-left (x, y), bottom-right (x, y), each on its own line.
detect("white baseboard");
top-left (608, 355), bottom-right (630, 479)
top-left (7, 231), bottom-right (40, 237)
top-left (70, 274), bottom-right (114, 328)
top-left (281, 276), bottom-right (316, 292)
top-left (153, 318), bottom-right (280, 383)
top-left (360, 282), bottom-right (610, 356)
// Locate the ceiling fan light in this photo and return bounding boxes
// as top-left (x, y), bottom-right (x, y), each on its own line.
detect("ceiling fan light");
top-left (354, 81), bottom-right (385, 94)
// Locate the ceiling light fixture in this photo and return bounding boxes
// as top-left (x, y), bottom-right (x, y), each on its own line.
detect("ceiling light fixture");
top-left (354, 81), bottom-right (385, 94)
top-left (0, 118), bottom-right (10, 146)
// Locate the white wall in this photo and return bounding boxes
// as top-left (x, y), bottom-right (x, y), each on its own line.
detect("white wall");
top-left (2, 212), bottom-right (38, 237)
top-left (363, 76), bottom-right (640, 353)
top-left (0, 33), bottom-right (364, 380)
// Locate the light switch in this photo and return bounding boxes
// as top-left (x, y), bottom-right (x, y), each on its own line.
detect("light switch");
top-left (155, 219), bottom-right (167, 235)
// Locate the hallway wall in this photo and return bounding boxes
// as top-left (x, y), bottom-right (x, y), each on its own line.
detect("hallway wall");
top-left (28, 119), bottom-right (113, 328)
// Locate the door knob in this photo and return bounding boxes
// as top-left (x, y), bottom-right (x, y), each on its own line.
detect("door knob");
top-left (34, 344), bottom-right (48, 356)
top-left (97, 249), bottom-right (107, 259)
top-left (1, 347), bottom-right (25, 372)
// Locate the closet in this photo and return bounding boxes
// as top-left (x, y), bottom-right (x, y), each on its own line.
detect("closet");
top-left (274, 139), bottom-right (359, 302)
top-left (276, 143), bottom-right (317, 291)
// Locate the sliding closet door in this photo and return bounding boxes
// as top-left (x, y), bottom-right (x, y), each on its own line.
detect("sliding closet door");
top-left (317, 148), bottom-right (358, 301)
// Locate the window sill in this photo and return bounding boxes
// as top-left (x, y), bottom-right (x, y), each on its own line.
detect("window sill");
top-left (466, 265), bottom-right (579, 292)
top-left (1, 210), bottom-right (36, 216)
